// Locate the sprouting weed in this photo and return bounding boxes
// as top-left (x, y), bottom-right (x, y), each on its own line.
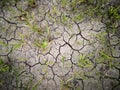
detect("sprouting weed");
top-left (61, 14), bottom-right (68, 24)
top-left (34, 39), bottom-right (48, 50)
top-left (28, 0), bottom-right (37, 8)
top-left (73, 14), bottom-right (83, 21)
top-left (78, 54), bottom-right (92, 68)
top-left (61, 56), bottom-right (66, 67)
top-left (108, 6), bottom-right (120, 20)
top-left (99, 51), bottom-right (114, 61)
top-left (61, 0), bottom-right (68, 7)
top-left (41, 40), bottom-right (48, 50)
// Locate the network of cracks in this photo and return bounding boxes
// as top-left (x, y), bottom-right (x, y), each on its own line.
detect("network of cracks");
top-left (0, 0), bottom-right (120, 90)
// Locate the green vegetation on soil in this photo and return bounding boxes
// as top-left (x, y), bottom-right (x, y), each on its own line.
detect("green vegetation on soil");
top-left (0, 0), bottom-right (120, 90)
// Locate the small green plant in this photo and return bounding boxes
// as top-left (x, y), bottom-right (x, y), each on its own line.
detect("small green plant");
top-left (0, 58), bottom-right (9, 73)
top-left (11, 66), bottom-right (22, 89)
top-left (52, 5), bottom-right (60, 15)
top-left (25, 20), bottom-right (42, 34)
top-left (46, 25), bottom-right (50, 35)
top-left (99, 51), bottom-right (114, 61)
top-left (28, 0), bottom-right (36, 8)
top-left (108, 6), bottom-right (120, 20)
top-left (61, 56), bottom-right (66, 67)
top-left (96, 48), bottom-right (115, 64)
top-left (70, 0), bottom-right (85, 12)
top-left (0, 57), bottom-right (10, 87)
top-left (95, 31), bottom-right (107, 44)
top-left (32, 78), bottom-right (43, 90)
top-left (60, 77), bottom-right (69, 90)
top-left (32, 24), bottom-right (42, 33)
top-left (34, 39), bottom-right (48, 50)
top-left (10, 41), bottom-right (23, 51)
top-left (0, 40), bottom-right (8, 47)
top-left (41, 40), bottom-right (48, 50)
top-left (0, 0), bottom-right (20, 6)
top-left (73, 14), bottom-right (84, 21)
top-left (61, 0), bottom-right (68, 7)
top-left (61, 14), bottom-right (68, 24)
top-left (34, 39), bottom-right (41, 48)
top-left (78, 54), bottom-right (92, 68)
top-left (46, 60), bottom-right (55, 66)
top-left (19, 10), bottom-right (34, 21)
top-left (19, 13), bottom-right (28, 21)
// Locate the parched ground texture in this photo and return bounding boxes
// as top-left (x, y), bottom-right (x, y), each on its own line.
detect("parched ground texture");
top-left (0, 0), bottom-right (120, 90)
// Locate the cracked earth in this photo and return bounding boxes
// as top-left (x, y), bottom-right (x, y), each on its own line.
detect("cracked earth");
top-left (0, 0), bottom-right (120, 90)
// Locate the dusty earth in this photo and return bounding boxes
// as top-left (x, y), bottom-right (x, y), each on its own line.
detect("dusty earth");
top-left (0, 0), bottom-right (120, 90)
